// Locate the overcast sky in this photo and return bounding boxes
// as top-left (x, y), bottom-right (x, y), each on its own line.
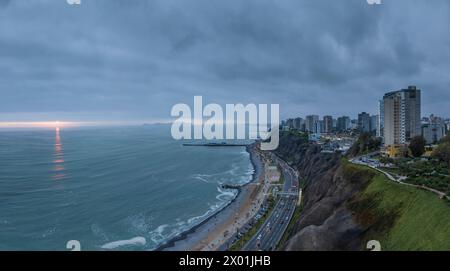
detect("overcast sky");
top-left (1, 0), bottom-right (449, 123)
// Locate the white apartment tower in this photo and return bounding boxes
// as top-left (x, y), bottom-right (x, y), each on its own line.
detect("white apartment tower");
top-left (383, 86), bottom-right (421, 146)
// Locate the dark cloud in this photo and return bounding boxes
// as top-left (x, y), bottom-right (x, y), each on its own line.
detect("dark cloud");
top-left (0, 0), bottom-right (10, 8)
top-left (0, 0), bottom-right (449, 122)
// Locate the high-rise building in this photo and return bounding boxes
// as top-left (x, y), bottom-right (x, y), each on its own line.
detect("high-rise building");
top-left (445, 119), bottom-right (450, 134)
top-left (337, 116), bottom-right (350, 132)
top-left (350, 119), bottom-right (358, 130)
top-left (358, 112), bottom-right (371, 133)
top-left (377, 100), bottom-right (384, 139)
top-left (285, 118), bottom-right (294, 130)
top-left (422, 114), bottom-right (446, 144)
top-left (383, 86), bottom-right (421, 146)
top-left (370, 115), bottom-right (379, 134)
top-left (305, 115), bottom-right (320, 133)
top-left (323, 115), bottom-right (333, 134)
top-left (293, 117), bottom-right (305, 131)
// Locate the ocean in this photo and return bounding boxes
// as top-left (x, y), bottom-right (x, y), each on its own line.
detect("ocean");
top-left (0, 125), bottom-right (254, 250)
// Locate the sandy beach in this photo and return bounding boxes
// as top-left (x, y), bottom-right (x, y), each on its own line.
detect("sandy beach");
top-left (158, 144), bottom-right (268, 251)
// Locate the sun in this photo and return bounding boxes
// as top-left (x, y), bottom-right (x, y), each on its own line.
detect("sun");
top-left (0, 121), bottom-right (81, 129)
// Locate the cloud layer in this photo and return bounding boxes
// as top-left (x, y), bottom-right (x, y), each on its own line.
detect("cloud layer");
top-left (1, 0), bottom-right (449, 122)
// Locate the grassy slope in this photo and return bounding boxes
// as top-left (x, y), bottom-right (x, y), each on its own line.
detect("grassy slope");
top-left (345, 162), bottom-right (450, 251)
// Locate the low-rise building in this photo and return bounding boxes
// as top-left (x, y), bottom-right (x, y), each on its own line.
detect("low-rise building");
top-left (381, 144), bottom-right (409, 158)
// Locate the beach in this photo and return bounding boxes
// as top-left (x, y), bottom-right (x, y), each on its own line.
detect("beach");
top-left (159, 144), bottom-right (267, 251)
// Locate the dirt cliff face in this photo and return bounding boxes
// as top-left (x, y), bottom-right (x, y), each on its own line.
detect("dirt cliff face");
top-left (275, 133), bottom-right (373, 251)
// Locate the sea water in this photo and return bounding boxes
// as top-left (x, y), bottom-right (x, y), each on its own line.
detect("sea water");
top-left (0, 125), bottom-right (254, 250)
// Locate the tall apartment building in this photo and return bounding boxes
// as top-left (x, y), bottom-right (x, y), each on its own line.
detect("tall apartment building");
top-left (350, 119), bottom-right (358, 130)
top-left (377, 100), bottom-right (384, 139)
top-left (422, 114), bottom-right (446, 144)
top-left (358, 112), bottom-right (371, 133)
top-left (370, 115), bottom-right (379, 134)
top-left (285, 118), bottom-right (294, 129)
top-left (337, 116), bottom-right (350, 132)
top-left (383, 86), bottom-right (421, 146)
top-left (323, 115), bottom-right (333, 134)
top-left (305, 115), bottom-right (320, 133)
top-left (293, 117), bottom-right (305, 131)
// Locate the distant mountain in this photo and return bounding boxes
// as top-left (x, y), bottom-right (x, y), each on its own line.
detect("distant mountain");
top-left (142, 123), bottom-right (170, 127)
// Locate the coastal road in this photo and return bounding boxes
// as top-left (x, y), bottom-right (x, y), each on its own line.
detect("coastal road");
top-left (242, 155), bottom-right (299, 251)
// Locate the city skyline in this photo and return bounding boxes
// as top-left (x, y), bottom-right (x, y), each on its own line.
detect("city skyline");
top-left (1, 0), bottom-right (450, 126)
top-left (281, 85), bottom-right (449, 145)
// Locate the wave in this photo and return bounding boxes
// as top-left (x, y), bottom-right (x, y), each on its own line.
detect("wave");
top-left (101, 236), bottom-right (146, 250)
top-left (216, 186), bottom-right (238, 201)
top-left (148, 186), bottom-right (239, 249)
top-left (192, 160), bottom-right (253, 186)
top-left (192, 174), bottom-right (216, 183)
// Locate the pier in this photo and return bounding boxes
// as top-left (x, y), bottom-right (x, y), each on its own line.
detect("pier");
top-left (182, 142), bottom-right (249, 147)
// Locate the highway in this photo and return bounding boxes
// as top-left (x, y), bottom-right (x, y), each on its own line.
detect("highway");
top-left (243, 154), bottom-right (299, 251)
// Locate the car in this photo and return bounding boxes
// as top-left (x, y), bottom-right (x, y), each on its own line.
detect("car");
top-left (257, 234), bottom-right (262, 240)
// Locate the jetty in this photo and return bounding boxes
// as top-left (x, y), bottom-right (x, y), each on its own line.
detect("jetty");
top-left (182, 142), bottom-right (249, 147)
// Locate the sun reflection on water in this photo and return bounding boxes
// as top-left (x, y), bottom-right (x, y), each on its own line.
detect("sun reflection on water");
top-left (52, 127), bottom-right (66, 181)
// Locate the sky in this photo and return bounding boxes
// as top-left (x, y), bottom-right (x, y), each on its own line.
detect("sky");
top-left (1, 0), bottom-right (450, 125)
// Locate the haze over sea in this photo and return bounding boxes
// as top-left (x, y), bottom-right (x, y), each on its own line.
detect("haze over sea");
top-left (0, 125), bottom-right (254, 250)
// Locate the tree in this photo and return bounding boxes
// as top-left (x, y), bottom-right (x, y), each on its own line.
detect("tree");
top-left (409, 136), bottom-right (426, 157)
top-left (347, 133), bottom-right (382, 158)
top-left (432, 143), bottom-right (450, 164)
top-left (379, 156), bottom-right (394, 165)
top-left (439, 134), bottom-right (450, 144)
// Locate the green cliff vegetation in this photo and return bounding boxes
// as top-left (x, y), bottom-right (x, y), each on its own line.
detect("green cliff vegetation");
top-left (379, 135), bottom-right (450, 196)
top-left (345, 161), bottom-right (450, 251)
top-left (381, 159), bottom-right (450, 197)
top-left (432, 135), bottom-right (450, 164)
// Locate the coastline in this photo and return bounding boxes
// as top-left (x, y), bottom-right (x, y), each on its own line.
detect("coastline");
top-left (155, 143), bottom-right (264, 251)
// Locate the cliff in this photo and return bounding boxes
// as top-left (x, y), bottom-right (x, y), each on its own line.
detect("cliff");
top-left (275, 132), bottom-right (450, 251)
